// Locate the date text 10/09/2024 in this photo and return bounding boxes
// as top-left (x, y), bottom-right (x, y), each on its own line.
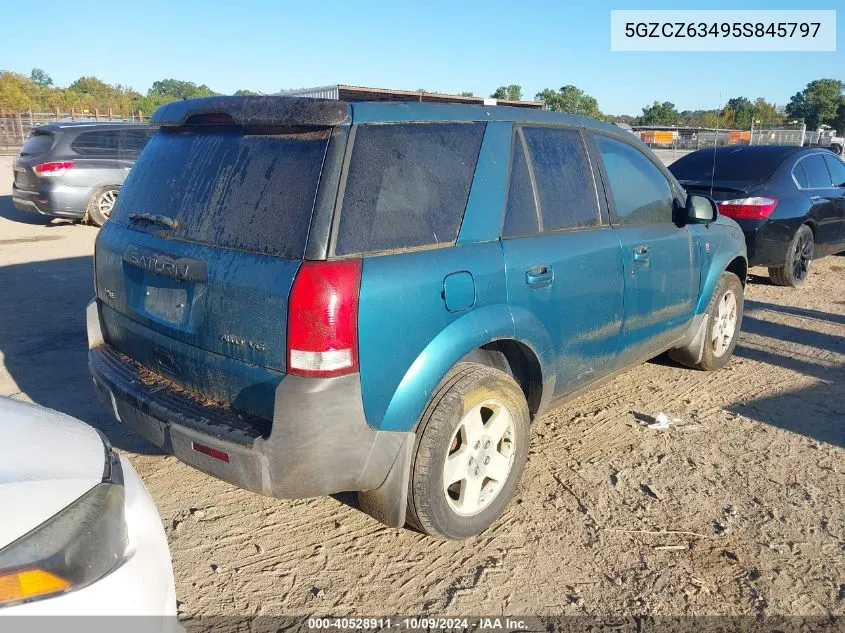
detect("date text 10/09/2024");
top-left (307, 618), bottom-right (528, 631)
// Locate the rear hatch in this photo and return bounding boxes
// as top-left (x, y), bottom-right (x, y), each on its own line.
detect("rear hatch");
top-left (13, 129), bottom-right (56, 192)
top-left (94, 97), bottom-right (349, 421)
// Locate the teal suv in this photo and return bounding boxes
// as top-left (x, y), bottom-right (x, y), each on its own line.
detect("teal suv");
top-left (88, 96), bottom-right (747, 539)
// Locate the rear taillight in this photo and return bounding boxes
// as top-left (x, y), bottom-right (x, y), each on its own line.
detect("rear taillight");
top-left (718, 197), bottom-right (778, 219)
top-left (287, 260), bottom-right (362, 378)
top-left (33, 161), bottom-right (75, 178)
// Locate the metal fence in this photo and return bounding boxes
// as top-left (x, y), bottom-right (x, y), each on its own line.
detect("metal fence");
top-left (632, 124), bottom-right (807, 152)
top-left (750, 123), bottom-right (807, 146)
top-left (0, 110), bottom-right (145, 152)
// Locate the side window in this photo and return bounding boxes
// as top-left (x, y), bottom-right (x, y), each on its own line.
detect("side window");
top-left (823, 154), bottom-right (845, 187)
top-left (596, 134), bottom-right (674, 225)
top-left (71, 130), bottom-right (120, 156)
top-left (522, 127), bottom-right (599, 231)
top-left (801, 154), bottom-right (833, 188)
top-left (335, 122), bottom-right (486, 256)
top-left (792, 163), bottom-right (810, 188)
top-left (120, 129), bottom-right (151, 156)
top-left (502, 136), bottom-right (539, 237)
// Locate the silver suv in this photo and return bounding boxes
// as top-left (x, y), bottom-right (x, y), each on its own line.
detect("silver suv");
top-left (12, 122), bottom-right (151, 226)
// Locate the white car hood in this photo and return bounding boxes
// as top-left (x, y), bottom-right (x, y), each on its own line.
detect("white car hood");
top-left (0, 398), bottom-right (105, 550)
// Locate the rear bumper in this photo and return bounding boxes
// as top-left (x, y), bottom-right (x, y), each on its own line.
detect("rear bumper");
top-left (87, 301), bottom-right (411, 499)
top-left (12, 182), bottom-right (90, 218)
top-left (735, 219), bottom-right (797, 268)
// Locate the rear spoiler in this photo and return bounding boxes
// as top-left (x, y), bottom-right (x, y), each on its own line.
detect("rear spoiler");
top-left (150, 96), bottom-right (351, 127)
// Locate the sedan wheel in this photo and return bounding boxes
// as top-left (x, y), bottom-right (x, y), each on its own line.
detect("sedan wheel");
top-left (769, 225), bottom-right (814, 287)
top-left (791, 230), bottom-right (813, 282)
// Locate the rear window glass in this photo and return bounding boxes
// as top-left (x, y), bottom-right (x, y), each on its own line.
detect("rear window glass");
top-left (334, 122), bottom-right (486, 256)
top-left (111, 125), bottom-right (330, 259)
top-left (71, 130), bottom-right (121, 156)
top-left (670, 148), bottom-right (789, 183)
top-left (20, 132), bottom-right (53, 156)
top-left (522, 127), bottom-right (599, 231)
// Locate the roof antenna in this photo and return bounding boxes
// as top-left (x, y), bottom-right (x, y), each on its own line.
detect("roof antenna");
top-left (710, 92), bottom-right (723, 199)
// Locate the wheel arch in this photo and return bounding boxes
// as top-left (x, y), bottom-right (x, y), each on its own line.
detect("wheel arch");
top-left (725, 256), bottom-right (748, 286)
top-left (376, 305), bottom-right (554, 433)
top-left (695, 251), bottom-right (748, 314)
top-left (460, 339), bottom-right (545, 417)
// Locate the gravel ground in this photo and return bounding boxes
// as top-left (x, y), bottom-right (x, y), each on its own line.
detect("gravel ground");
top-left (0, 154), bottom-right (842, 620)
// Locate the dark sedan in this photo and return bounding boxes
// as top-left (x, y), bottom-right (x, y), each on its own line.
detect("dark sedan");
top-left (670, 145), bottom-right (845, 287)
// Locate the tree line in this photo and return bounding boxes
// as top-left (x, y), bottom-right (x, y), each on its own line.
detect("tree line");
top-left (0, 69), bottom-right (256, 118)
top-left (1, 68), bottom-right (843, 132)
top-left (487, 79), bottom-right (845, 131)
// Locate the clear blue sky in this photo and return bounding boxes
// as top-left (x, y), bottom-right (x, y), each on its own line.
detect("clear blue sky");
top-left (0, 0), bottom-right (841, 115)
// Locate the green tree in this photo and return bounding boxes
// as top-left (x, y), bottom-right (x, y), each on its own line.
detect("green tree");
top-left (786, 79), bottom-right (845, 128)
top-left (751, 98), bottom-right (782, 125)
top-left (723, 97), bottom-right (753, 129)
top-left (30, 68), bottom-right (53, 88)
top-left (234, 89), bottom-right (258, 96)
top-left (536, 85), bottom-right (601, 118)
top-left (491, 85), bottom-right (523, 101)
top-left (0, 71), bottom-right (37, 111)
top-left (458, 91), bottom-right (474, 97)
top-left (148, 79), bottom-right (217, 100)
top-left (637, 101), bottom-right (680, 126)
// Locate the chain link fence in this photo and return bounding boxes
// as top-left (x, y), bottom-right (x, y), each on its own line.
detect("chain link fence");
top-left (0, 110), bottom-right (144, 153)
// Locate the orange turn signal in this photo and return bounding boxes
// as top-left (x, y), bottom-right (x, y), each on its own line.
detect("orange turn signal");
top-left (0, 569), bottom-right (71, 604)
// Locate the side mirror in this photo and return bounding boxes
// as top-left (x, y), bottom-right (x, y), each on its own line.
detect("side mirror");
top-left (685, 194), bottom-right (718, 224)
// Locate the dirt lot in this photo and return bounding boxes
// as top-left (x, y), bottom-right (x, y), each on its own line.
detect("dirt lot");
top-left (0, 154), bottom-right (843, 620)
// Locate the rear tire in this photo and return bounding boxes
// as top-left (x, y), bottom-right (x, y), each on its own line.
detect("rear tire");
top-left (696, 272), bottom-right (744, 371)
top-left (406, 363), bottom-right (530, 540)
top-left (85, 186), bottom-right (120, 227)
top-left (768, 225), bottom-right (814, 287)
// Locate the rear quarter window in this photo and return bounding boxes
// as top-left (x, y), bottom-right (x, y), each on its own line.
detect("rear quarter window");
top-left (334, 122), bottom-right (486, 256)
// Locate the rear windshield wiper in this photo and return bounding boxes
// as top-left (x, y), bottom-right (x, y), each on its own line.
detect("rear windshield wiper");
top-left (128, 213), bottom-right (182, 230)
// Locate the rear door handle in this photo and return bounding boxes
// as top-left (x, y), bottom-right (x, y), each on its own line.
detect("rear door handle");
top-left (633, 245), bottom-right (650, 263)
top-left (810, 194), bottom-right (822, 202)
top-left (525, 265), bottom-right (554, 288)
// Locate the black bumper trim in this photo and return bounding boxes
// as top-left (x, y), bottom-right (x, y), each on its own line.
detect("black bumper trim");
top-left (89, 330), bottom-right (412, 500)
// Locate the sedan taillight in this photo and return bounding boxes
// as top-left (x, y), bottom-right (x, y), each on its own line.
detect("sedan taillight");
top-left (718, 197), bottom-right (778, 219)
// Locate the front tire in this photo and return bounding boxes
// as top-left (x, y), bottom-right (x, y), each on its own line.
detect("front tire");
top-left (696, 272), bottom-right (744, 371)
top-left (85, 186), bottom-right (120, 227)
top-left (407, 363), bottom-right (530, 540)
top-left (768, 224), bottom-right (814, 287)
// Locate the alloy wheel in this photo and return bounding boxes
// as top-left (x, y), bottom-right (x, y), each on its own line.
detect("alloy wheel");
top-left (792, 232), bottom-right (813, 282)
top-left (443, 399), bottom-right (516, 516)
top-left (711, 290), bottom-right (738, 358)
top-left (97, 190), bottom-right (118, 218)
